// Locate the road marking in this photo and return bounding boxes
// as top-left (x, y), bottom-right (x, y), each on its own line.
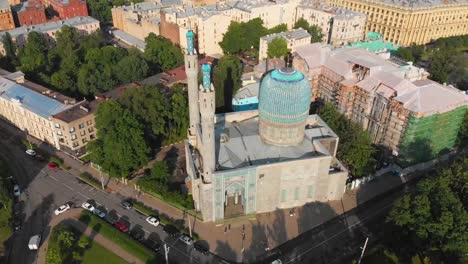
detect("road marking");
top-left (142, 228), bottom-right (149, 233)
top-left (285, 201), bottom-right (394, 263)
top-left (50, 175), bottom-right (58, 182)
top-left (62, 183), bottom-right (74, 191)
top-left (78, 192), bottom-right (91, 200)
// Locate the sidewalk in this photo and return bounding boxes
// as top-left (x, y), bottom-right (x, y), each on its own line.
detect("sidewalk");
top-left (35, 138), bottom-right (460, 263)
top-left (37, 209), bottom-right (142, 264)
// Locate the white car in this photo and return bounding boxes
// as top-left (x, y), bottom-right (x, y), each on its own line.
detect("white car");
top-left (54, 204), bottom-right (71, 215)
top-left (81, 202), bottom-right (95, 212)
top-left (146, 216), bottom-right (160, 227)
top-left (25, 149), bottom-right (36, 156)
top-left (92, 208), bottom-right (106, 218)
top-left (13, 184), bottom-right (21, 197)
top-left (179, 235), bottom-right (193, 246)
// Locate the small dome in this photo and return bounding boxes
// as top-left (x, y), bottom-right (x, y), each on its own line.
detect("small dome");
top-left (186, 30), bottom-right (195, 38)
top-left (258, 68), bottom-right (311, 146)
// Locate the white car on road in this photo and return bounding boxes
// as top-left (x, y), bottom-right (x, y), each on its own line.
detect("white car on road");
top-left (179, 235), bottom-right (193, 246)
top-left (13, 184), bottom-right (21, 197)
top-left (54, 204), bottom-right (71, 215)
top-left (92, 208), bottom-right (106, 218)
top-left (81, 202), bottom-right (95, 212)
top-left (25, 149), bottom-right (36, 156)
top-left (146, 216), bottom-right (160, 227)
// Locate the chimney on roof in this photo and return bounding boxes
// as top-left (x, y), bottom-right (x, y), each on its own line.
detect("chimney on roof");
top-left (79, 105), bottom-right (89, 112)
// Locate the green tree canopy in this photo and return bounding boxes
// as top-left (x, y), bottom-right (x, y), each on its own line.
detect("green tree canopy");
top-left (294, 18), bottom-right (323, 43)
top-left (144, 33), bottom-right (184, 72)
top-left (267, 37), bottom-right (289, 58)
top-left (55, 26), bottom-right (79, 58)
top-left (167, 86), bottom-right (189, 141)
top-left (19, 32), bottom-right (48, 76)
top-left (87, 100), bottom-right (149, 178)
top-left (219, 18), bottom-right (268, 54)
top-left (114, 55), bottom-right (149, 83)
top-left (1, 32), bottom-right (18, 70)
top-left (213, 55), bottom-right (243, 112)
top-left (151, 160), bottom-right (169, 183)
top-left (267, 23), bottom-right (288, 34)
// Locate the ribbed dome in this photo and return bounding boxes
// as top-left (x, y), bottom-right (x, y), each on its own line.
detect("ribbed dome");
top-left (258, 68), bottom-right (311, 146)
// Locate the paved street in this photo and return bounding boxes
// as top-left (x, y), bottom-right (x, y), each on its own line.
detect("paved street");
top-left (0, 120), bottom-right (219, 264)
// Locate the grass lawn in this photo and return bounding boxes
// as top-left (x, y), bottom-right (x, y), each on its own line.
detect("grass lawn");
top-left (0, 159), bottom-right (12, 255)
top-left (82, 240), bottom-right (127, 264)
top-left (79, 211), bottom-right (159, 264)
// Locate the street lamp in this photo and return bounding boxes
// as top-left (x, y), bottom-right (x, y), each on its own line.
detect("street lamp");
top-left (98, 164), bottom-right (104, 190)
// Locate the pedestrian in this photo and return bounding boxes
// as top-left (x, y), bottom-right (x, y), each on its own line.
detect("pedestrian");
top-left (224, 226), bottom-right (227, 233)
top-left (228, 224), bottom-right (231, 230)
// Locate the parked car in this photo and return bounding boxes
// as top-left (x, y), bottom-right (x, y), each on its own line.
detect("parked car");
top-left (54, 204), bottom-right (71, 215)
top-left (145, 240), bottom-right (161, 252)
top-left (271, 260), bottom-right (282, 264)
top-left (34, 154), bottom-right (45, 161)
top-left (193, 241), bottom-right (209, 255)
top-left (179, 234), bottom-right (193, 246)
top-left (25, 149), bottom-right (36, 156)
top-left (81, 202), bottom-right (95, 212)
top-left (105, 213), bottom-right (119, 225)
top-left (131, 230), bottom-right (144, 241)
top-left (47, 162), bottom-right (59, 171)
top-left (28, 235), bottom-right (41, 250)
top-left (145, 216), bottom-right (160, 227)
top-left (121, 200), bottom-right (132, 210)
top-left (13, 203), bottom-right (21, 215)
top-left (13, 217), bottom-right (21, 231)
top-left (92, 208), bottom-right (106, 218)
top-left (13, 184), bottom-right (20, 197)
top-left (114, 221), bottom-right (129, 232)
top-left (163, 225), bottom-right (179, 237)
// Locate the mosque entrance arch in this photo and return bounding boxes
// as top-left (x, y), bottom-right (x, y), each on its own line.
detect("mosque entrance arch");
top-left (224, 182), bottom-right (245, 218)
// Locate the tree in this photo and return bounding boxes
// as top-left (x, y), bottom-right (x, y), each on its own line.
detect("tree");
top-left (151, 160), bottom-right (169, 183)
top-left (1, 32), bottom-right (18, 69)
top-left (114, 55), bottom-right (149, 83)
top-left (168, 87), bottom-right (189, 141)
top-left (87, 0), bottom-right (112, 22)
top-left (268, 23), bottom-right (288, 34)
top-left (144, 33), bottom-right (183, 72)
top-left (387, 162), bottom-right (468, 261)
top-left (87, 100), bottom-right (149, 178)
top-left (219, 22), bottom-right (246, 54)
top-left (243, 18), bottom-right (268, 50)
top-left (294, 18), bottom-right (323, 43)
top-left (19, 32), bottom-right (48, 76)
top-left (45, 247), bottom-right (62, 264)
top-left (213, 55), bottom-right (243, 112)
top-left (267, 37), bottom-right (289, 59)
top-left (457, 111), bottom-right (468, 148)
top-left (118, 86), bottom-right (170, 139)
top-left (55, 26), bottom-right (79, 58)
top-left (395, 47), bottom-right (414, 62)
top-left (51, 53), bottom-right (80, 94)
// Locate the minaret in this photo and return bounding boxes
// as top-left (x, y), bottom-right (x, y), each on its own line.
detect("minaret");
top-left (184, 29), bottom-right (200, 136)
top-left (199, 63), bottom-right (215, 183)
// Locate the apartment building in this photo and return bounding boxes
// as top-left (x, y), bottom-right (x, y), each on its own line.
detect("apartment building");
top-left (42, 0), bottom-right (88, 20)
top-left (0, 70), bottom-right (97, 155)
top-left (0, 0), bottom-right (15, 31)
top-left (16, 0), bottom-right (47, 26)
top-left (0, 16), bottom-right (100, 55)
top-left (112, 2), bottom-right (165, 39)
top-left (259, 28), bottom-right (311, 60)
top-left (296, 1), bottom-right (366, 47)
top-left (293, 44), bottom-right (468, 164)
top-left (327, 0), bottom-right (468, 46)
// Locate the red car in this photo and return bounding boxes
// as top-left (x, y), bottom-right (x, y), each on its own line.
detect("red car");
top-left (47, 162), bottom-right (58, 171)
top-left (114, 221), bottom-right (129, 232)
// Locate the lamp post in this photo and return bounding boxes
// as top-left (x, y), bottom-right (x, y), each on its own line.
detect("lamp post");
top-left (98, 164), bottom-right (104, 191)
top-left (357, 237), bottom-right (369, 264)
top-left (164, 243), bottom-right (170, 264)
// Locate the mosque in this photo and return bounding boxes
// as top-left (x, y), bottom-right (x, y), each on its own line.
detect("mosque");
top-left (184, 30), bottom-right (348, 222)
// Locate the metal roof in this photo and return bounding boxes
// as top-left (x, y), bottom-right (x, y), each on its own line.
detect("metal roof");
top-left (261, 28), bottom-right (311, 43)
top-left (0, 77), bottom-right (73, 119)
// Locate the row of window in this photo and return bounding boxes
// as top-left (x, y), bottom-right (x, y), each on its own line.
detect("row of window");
top-left (280, 185), bottom-right (314, 202)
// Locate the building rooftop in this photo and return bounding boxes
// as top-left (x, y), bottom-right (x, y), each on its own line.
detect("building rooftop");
top-left (214, 112), bottom-right (337, 170)
top-left (372, 0), bottom-right (468, 8)
top-left (112, 29), bottom-right (146, 51)
top-left (299, 0), bottom-right (366, 18)
top-left (18, 0), bottom-right (44, 13)
top-left (228, 0), bottom-right (277, 13)
top-left (0, 16), bottom-right (99, 39)
top-left (52, 100), bottom-right (97, 123)
top-left (163, 4), bottom-right (230, 19)
top-left (346, 32), bottom-right (399, 52)
top-left (0, 74), bottom-right (76, 119)
top-left (261, 28), bottom-right (311, 43)
top-left (0, 0), bottom-right (9, 10)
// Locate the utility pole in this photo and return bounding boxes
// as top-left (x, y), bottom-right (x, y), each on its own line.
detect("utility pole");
top-left (187, 211), bottom-right (192, 238)
top-left (164, 243), bottom-right (170, 264)
top-left (357, 237), bottom-right (369, 264)
top-left (98, 165), bottom-right (104, 191)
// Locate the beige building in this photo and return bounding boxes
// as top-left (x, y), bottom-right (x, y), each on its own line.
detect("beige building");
top-left (296, 1), bottom-right (366, 47)
top-left (111, 2), bottom-right (164, 40)
top-left (259, 28), bottom-right (311, 60)
top-left (0, 16), bottom-right (100, 55)
top-left (293, 44), bottom-right (468, 163)
top-left (0, 0), bottom-right (15, 31)
top-left (327, 0), bottom-right (468, 46)
top-left (0, 69), bottom-right (97, 156)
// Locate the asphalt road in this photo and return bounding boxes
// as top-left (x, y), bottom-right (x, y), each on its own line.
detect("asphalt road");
top-left (0, 120), bottom-right (220, 264)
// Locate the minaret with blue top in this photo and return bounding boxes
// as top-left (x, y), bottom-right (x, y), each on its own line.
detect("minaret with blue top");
top-left (184, 29), bottom-right (200, 136)
top-left (199, 63), bottom-right (215, 183)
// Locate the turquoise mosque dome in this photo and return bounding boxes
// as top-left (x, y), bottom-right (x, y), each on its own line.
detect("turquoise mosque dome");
top-left (258, 68), bottom-right (312, 146)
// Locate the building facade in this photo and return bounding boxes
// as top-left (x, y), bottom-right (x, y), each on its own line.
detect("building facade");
top-left (259, 28), bottom-right (311, 60)
top-left (0, 0), bottom-right (15, 31)
top-left (0, 16), bottom-right (100, 55)
top-left (327, 0), bottom-right (468, 46)
top-left (0, 70), bottom-right (96, 155)
top-left (296, 1), bottom-right (366, 47)
top-left (294, 44), bottom-right (468, 163)
top-left (184, 31), bottom-right (348, 222)
top-left (43, 0), bottom-right (88, 20)
top-left (17, 0), bottom-right (47, 26)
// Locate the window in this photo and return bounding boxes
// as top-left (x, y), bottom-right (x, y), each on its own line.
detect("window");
top-left (57, 130), bottom-right (62, 136)
top-left (79, 123), bottom-right (84, 129)
top-left (70, 127), bottom-right (75, 133)
top-left (82, 138), bottom-right (87, 144)
top-left (55, 123), bottom-right (60, 128)
top-left (90, 134), bottom-right (95, 140)
top-left (307, 185), bottom-right (314, 198)
top-left (86, 120), bottom-right (92, 125)
top-left (80, 130), bottom-right (86, 136)
top-left (71, 134), bottom-right (77, 140)
top-left (88, 127), bottom-right (94, 133)
top-left (72, 141), bottom-right (79, 147)
top-left (294, 187), bottom-right (300, 201)
top-left (280, 190), bottom-right (287, 203)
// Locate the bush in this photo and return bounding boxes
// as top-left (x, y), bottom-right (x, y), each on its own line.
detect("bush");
top-left (138, 177), bottom-right (194, 210)
top-left (78, 172), bottom-right (106, 192)
top-left (21, 139), bottom-right (36, 150)
top-left (49, 156), bottom-right (63, 166)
